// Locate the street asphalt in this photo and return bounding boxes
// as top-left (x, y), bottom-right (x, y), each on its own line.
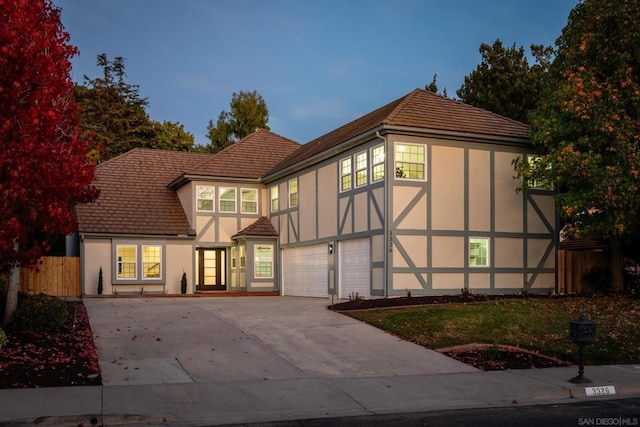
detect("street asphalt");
top-left (0, 296), bottom-right (639, 426)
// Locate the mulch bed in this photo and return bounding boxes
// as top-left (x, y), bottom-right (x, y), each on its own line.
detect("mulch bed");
top-left (330, 294), bottom-right (573, 371)
top-left (0, 302), bottom-right (102, 388)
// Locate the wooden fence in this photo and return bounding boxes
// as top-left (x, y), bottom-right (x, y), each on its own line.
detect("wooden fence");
top-left (0, 257), bottom-right (80, 297)
top-left (557, 248), bottom-right (609, 295)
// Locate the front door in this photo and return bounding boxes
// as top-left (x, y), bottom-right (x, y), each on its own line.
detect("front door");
top-left (196, 248), bottom-right (226, 291)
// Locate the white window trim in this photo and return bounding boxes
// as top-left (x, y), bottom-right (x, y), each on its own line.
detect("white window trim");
top-left (241, 188), bottom-right (258, 214)
top-left (270, 185), bottom-right (279, 212)
top-left (371, 144), bottom-right (385, 182)
top-left (141, 244), bottom-right (163, 280)
top-left (219, 187), bottom-right (237, 213)
top-left (395, 142), bottom-right (427, 182)
top-left (340, 157), bottom-right (352, 192)
top-left (355, 150), bottom-right (368, 187)
top-left (254, 244), bottom-right (274, 279)
top-left (196, 185), bottom-right (215, 212)
top-left (469, 237), bottom-right (490, 268)
top-left (289, 178), bottom-right (298, 208)
top-left (116, 244), bottom-right (137, 280)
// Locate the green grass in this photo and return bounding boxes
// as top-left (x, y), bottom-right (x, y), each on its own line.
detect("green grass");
top-left (345, 296), bottom-right (640, 365)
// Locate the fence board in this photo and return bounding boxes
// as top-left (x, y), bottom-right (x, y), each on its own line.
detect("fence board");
top-left (557, 249), bottom-right (609, 295)
top-left (0, 257), bottom-right (80, 297)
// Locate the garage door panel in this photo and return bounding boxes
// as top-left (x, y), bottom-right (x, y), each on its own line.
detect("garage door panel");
top-left (282, 244), bottom-right (328, 297)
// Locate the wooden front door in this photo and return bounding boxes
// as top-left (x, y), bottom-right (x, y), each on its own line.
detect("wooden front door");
top-left (196, 248), bottom-right (226, 291)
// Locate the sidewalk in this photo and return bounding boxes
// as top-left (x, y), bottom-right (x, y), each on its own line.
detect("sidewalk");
top-left (1, 297), bottom-right (639, 426)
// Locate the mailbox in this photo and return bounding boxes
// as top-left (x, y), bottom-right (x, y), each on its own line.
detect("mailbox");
top-left (568, 314), bottom-right (596, 384)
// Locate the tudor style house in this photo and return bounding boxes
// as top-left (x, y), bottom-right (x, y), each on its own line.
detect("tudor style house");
top-left (76, 89), bottom-right (556, 297)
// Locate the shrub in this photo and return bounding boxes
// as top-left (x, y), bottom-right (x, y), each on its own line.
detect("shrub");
top-left (15, 293), bottom-right (68, 332)
top-left (582, 267), bottom-right (611, 294)
top-left (98, 267), bottom-right (103, 295)
top-left (181, 272), bottom-right (187, 294)
top-left (0, 327), bottom-right (7, 349)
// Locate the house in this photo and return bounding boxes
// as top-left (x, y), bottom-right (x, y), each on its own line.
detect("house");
top-left (76, 88), bottom-right (556, 297)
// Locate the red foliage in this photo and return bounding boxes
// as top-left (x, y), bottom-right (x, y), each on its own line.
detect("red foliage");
top-left (0, 0), bottom-right (98, 270)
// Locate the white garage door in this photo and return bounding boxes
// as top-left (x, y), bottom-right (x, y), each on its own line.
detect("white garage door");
top-left (282, 244), bottom-right (328, 297)
top-left (339, 238), bottom-right (371, 299)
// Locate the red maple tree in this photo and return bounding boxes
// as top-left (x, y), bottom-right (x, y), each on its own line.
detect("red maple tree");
top-left (0, 0), bottom-right (98, 323)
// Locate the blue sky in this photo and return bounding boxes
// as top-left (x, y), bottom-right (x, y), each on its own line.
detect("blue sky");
top-left (56, 0), bottom-right (577, 146)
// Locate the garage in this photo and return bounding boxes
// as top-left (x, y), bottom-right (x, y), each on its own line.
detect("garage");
top-left (339, 238), bottom-right (371, 299)
top-left (281, 244), bottom-right (328, 297)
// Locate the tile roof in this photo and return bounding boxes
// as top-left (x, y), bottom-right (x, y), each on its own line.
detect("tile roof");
top-left (184, 129), bottom-right (300, 180)
top-left (76, 148), bottom-right (212, 236)
top-left (269, 88), bottom-right (530, 174)
top-left (232, 216), bottom-right (278, 238)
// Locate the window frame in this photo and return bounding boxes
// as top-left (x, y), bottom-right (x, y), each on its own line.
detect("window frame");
top-left (241, 188), bottom-right (258, 214)
top-left (395, 142), bottom-right (427, 181)
top-left (116, 244), bottom-right (137, 280)
top-left (469, 237), bottom-right (490, 268)
top-left (340, 157), bottom-right (352, 192)
top-left (141, 244), bottom-right (162, 280)
top-left (196, 185), bottom-right (215, 212)
top-left (371, 144), bottom-right (385, 182)
top-left (288, 178), bottom-right (298, 208)
top-left (270, 185), bottom-right (279, 212)
top-left (355, 150), bottom-right (368, 187)
top-left (254, 244), bottom-right (274, 279)
top-left (219, 187), bottom-right (237, 213)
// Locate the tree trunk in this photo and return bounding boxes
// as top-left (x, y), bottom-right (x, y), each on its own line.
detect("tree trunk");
top-left (610, 238), bottom-right (624, 292)
top-left (2, 265), bottom-right (19, 327)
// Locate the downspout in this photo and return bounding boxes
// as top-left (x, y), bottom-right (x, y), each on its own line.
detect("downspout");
top-left (375, 130), bottom-right (389, 298)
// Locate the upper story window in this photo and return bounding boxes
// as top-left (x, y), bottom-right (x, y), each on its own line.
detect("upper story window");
top-left (395, 143), bottom-right (426, 180)
top-left (340, 158), bottom-right (352, 191)
top-left (469, 238), bottom-right (489, 267)
top-left (241, 188), bottom-right (258, 213)
top-left (289, 178), bottom-right (298, 207)
top-left (196, 185), bottom-right (215, 212)
top-left (371, 145), bottom-right (385, 182)
top-left (270, 186), bottom-right (279, 212)
top-left (355, 151), bottom-right (368, 187)
top-left (219, 187), bottom-right (237, 213)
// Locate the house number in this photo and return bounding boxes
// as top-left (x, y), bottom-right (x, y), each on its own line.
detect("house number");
top-left (388, 231), bottom-right (393, 252)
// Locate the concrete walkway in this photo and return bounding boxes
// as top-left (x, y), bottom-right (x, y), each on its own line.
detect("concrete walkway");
top-left (0, 296), bottom-right (639, 426)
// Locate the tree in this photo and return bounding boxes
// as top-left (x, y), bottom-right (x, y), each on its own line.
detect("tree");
top-left (424, 74), bottom-right (448, 98)
top-left (1, 0), bottom-right (98, 324)
top-left (206, 90), bottom-right (269, 153)
top-left (75, 54), bottom-right (155, 160)
top-left (457, 39), bottom-right (553, 123)
top-left (514, 0), bottom-right (640, 290)
top-left (150, 120), bottom-right (195, 152)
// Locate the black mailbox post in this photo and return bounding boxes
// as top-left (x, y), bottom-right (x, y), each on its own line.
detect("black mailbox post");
top-left (568, 314), bottom-right (596, 384)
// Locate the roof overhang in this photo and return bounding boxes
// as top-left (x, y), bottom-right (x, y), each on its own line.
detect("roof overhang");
top-left (168, 174), bottom-right (262, 190)
top-left (79, 232), bottom-right (196, 240)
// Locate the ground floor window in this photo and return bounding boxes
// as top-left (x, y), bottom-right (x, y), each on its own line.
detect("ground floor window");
top-left (254, 245), bottom-right (273, 278)
top-left (114, 242), bottom-right (165, 283)
top-left (469, 238), bottom-right (489, 267)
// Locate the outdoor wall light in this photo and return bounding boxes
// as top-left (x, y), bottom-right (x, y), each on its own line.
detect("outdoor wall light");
top-left (568, 314), bottom-right (597, 383)
top-left (328, 243), bottom-right (333, 254)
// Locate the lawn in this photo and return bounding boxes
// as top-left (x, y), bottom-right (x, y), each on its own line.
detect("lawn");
top-left (344, 296), bottom-right (640, 365)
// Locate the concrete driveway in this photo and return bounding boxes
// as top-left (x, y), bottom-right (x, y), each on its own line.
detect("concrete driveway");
top-left (84, 296), bottom-right (476, 386)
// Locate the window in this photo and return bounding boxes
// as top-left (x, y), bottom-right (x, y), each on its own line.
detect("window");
top-left (196, 185), bottom-right (215, 212)
top-left (395, 143), bottom-right (426, 180)
top-left (142, 245), bottom-right (162, 279)
top-left (289, 178), bottom-right (298, 207)
top-left (371, 145), bottom-right (385, 182)
top-left (239, 245), bottom-right (246, 268)
top-left (114, 243), bottom-right (165, 283)
top-left (270, 186), bottom-right (279, 212)
top-left (254, 245), bottom-right (273, 278)
top-left (355, 151), bottom-right (368, 187)
top-left (219, 187), bottom-right (236, 212)
top-left (231, 246), bottom-right (237, 269)
top-left (117, 245), bottom-right (137, 279)
top-left (340, 158), bottom-right (352, 191)
top-left (241, 188), bottom-right (258, 213)
top-left (469, 238), bottom-right (489, 267)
